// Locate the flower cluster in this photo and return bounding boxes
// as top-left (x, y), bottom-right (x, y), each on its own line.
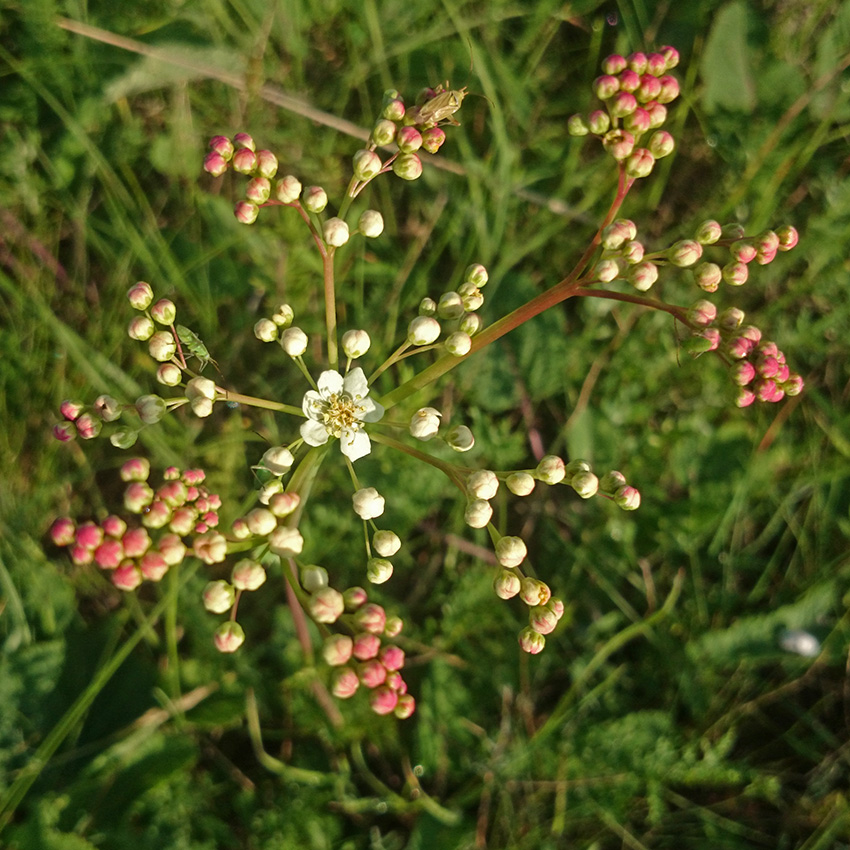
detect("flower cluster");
top-left (568, 47), bottom-right (680, 178)
top-left (50, 459), bottom-right (220, 591)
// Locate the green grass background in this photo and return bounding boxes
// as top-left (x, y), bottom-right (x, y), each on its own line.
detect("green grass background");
top-left (2, 0), bottom-right (850, 847)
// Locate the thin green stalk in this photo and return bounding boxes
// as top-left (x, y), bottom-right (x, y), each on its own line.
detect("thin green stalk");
top-left (220, 389), bottom-right (302, 416)
top-left (323, 249), bottom-right (339, 369)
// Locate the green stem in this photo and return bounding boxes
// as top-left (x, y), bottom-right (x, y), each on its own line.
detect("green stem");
top-left (219, 389), bottom-right (302, 416)
top-left (323, 249), bottom-right (338, 370)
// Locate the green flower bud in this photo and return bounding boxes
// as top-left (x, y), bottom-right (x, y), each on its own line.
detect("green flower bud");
top-left (571, 471), bottom-right (599, 499)
top-left (392, 153), bottom-right (423, 181)
top-left (353, 149), bottom-right (383, 181)
top-left (371, 119), bottom-right (397, 146)
top-left (693, 261), bottom-right (722, 292)
top-left (445, 424), bottom-right (474, 452)
top-left (695, 220), bottom-right (722, 245)
top-left (300, 565), bottom-right (329, 593)
top-left (506, 472), bottom-right (535, 496)
top-left (135, 394), bottom-right (167, 424)
top-left (567, 113), bottom-right (590, 136)
top-left (465, 263), bottom-right (489, 287)
top-left (366, 558), bottom-right (393, 584)
top-left (437, 291), bottom-right (465, 320)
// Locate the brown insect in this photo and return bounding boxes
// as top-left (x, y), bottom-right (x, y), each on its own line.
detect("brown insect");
top-left (415, 83), bottom-right (469, 128)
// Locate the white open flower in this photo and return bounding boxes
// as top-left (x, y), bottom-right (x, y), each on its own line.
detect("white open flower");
top-left (300, 367), bottom-right (384, 462)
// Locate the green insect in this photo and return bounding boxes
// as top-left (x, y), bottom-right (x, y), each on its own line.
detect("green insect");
top-left (415, 83), bottom-right (469, 128)
top-left (176, 324), bottom-right (218, 372)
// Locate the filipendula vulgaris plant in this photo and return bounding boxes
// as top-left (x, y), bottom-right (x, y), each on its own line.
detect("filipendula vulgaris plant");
top-left (50, 47), bottom-right (803, 719)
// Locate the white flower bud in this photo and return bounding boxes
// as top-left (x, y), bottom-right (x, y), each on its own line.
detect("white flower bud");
top-left (128, 315), bottom-right (155, 340)
top-left (358, 209), bottom-right (384, 238)
top-left (571, 471), bottom-right (599, 499)
top-left (506, 472), bottom-right (535, 496)
top-left (444, 331), bottom-right (472, 356)
top-left (437, 292), bottom-right (464, 320)
top-left (272, 304), bottom-right (294, 327)
top-left (445, 424), bottom-right (474, 452)
top-left (245, 507), bottom-right (277, 536)
top-left (408, 315), bottom-right (441, 346)
top-left (280, 326), bottom-right (308, 356)
top-left (254, 318), bottom-right (278, 342)
top-left (535, 455), bottom-right (565, 484)
top-left (373, 530), bottom-right (401, 557)
top-left (495, 535), bottom-right (527, 568)
top-left (127, 281), bottom-right (154, 310)
top-left (190, 397), bottom-right (214, 418)
top-left (419, 297), bottom-right (437, 316)
top-left (135, 394), bottom-right (166, 425)
top-left (457, 281), bottom-right (484, 311)
top-left (409, 407), bottom-right (441, 441)
top-left (301, 565), bottom-right (329, 593)
top-left (342, 329), bottom-right (371, 359)
top-left (186, 376), bottom-right (217, 401)
top-left (366, 557), bottom-right (393, 584)
top-left (258, 478), bottom-right (283, 504)
top-left (323, 216), bottom-right (350, 247)
top-left (301, 185), bottom-right (328, 213)
top-left (459, 312), bottom-right (481, 335)
top-left (156, 363), bottom-right (183, 386)
top-left (464, 499), bottom-right (493, 529)
top-left (353, 487), bottom-right (385, 520)
top-left (232, 559), bottom-right (267, 591)
top-left (467, 469), bottom-right (499, 501)
top-left (275, 175), bottom-right (302, 204)
top-left (494, 570), bottom-right (520, 599)
top-left (269, 525), bottom-right (304, 556)
top-left (309, 587), bottom-right (344, 623)
top-left (148, 330), bottom-right (177, 362)
top-left (465, 263), bottom-right (489, 287)
top-left (202, 580), bottom-right (235, 613)
top-left (262, 446), bottom-right (294, 475)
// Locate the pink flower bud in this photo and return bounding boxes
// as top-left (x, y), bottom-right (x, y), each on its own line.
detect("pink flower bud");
top-left (609, 91), bottom-right (637, 117)
top-left (234, 201), bottom-right (259, 224)
top-left (602, 54), bottom-right (627, 75)
top-left (123, 481), bottom-right (154, 513)
top-left (60, 399), bottom-right (84, 420)
top-left (618, 69), bottom-right (640, 92)
top-left (648, 130), bottom-right (675, 158)
top-left (140, 500), bottom-right (171, 530)
top-left (394, 693), bottom-right (416, 719)
top-left (656, 75), bottom-right (680, 103)
top-left (331, 667), bottom-right (360, 699)
top-left (323, 634), bottom-right (354, 666)
top-left (660, 45), bottom-right (680, 69)
top-left (245, 177), bottom-right (271, 203)
top-left (53, 422), bottom-right (76, 442)
top-left (623, 108), bottom-right (651, 133)
top-left (76, 521), bottom-right (103, 550)
top-left (644, 101), bottom-right (667, 128)
top-left (94, 539), bottom-right (124, 569)
top-left (730, 241), bottom-right (757, 263)
top-left (629, 261), bottom-right (659, 291)
top-left (370, 686), bottom-right (399, 715)
top-left (614, 485), bottom-right (641, 510)
top-left (359, 659), bottom-right (387, 688)
top-left (231, 148), bottom-right (256, 174)
top-left (396, 126), bottom-right (423, 154)
top-left (208, 135), bottom-right (234, 158)
top-left (167, 507), bottom-right (194, 536)
top-left (113, 563), bottom-right (143, 591)
top-left (122, 527), bottom-right (151, 558)
top-left (518, 626), bottom-right (546, 655)
top-left (386, 671), bottom-right (406, 692)
top-left (783, 374), bottom-right (804, 396)
top-left (70, 544), bottom-right (94, 565)
top-left (140, 550), bottom-right (168, 581)
top-left (529, 605), bottom-right (559, 635)
top-left (352, 632), bottom-right (381, 661)
top-left (421, 127), bottom-right (446, 153)
top-left (687, 299), bottom-right (717, 327)
top-left (214, 621), bottom-right (245, 653)
top-left (603, 129), bottom-right (635, 161)
top-left (354, 602), bottom-right (386, 634)
top-left (646, 53), bottom-right (667, 76)
top-left (593, 74), bottom-right (620, 99)
top-left (637, 74), bottom-right (662, 102)
top-left (757, 355), bottom-right (781, 379)
top-left (274, 175), bottom-right (302, 204)
top-left (203, 151), bottom-right (228, 177)
top-left (627, 51), bottom-right (648, 74)
top-left (623, 239), bottom-right (646, 264)
top-left (75, 413), bottom-right (101, 440)
top-left (736, 388), bottom-right (756, 408)
top-left (50, 517), bottom-right (76, 547)
top-left (756, 379), bottom-right (785, 403)
top-left (731, 361), bottom-right (756, 386)
top-left (379, 645), bottom-right (405, 671)
top-left (625, 148), bottom-right (655, 178)
top-left (382, 98), bottom-right (405, 121)
top-left (159, 533), bottom-right (186, 566)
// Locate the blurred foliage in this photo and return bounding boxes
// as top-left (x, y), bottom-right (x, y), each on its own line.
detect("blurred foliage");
top-left (2, 0), bottom-right (850, 847)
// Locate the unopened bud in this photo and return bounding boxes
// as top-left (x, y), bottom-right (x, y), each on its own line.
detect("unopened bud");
top-left (373, 530), bottom-right (401, 557)
top-left (393, 153), bottom-right (423, 181)
top-left (468, 469), bottom-right (499, 500)
top-left (408, 315), bottom-right (441, 345)
top-left (625, 148), bottom-right (655, 178)
top-left (352, 487), bottom-right (385, 520)
top-left (214, 621), bottom-right (245, 653)
top-left (464, 499), bottom-right (493, 529)
top-left (722, 261), bottom-right (749, 286)
top-left (587, 109), bottom-right (611, 134)
top-left (695, 220), bottom-right (722, 245)
top-left (234, 201), bottom-right (259, 224)
top-left (300, 565), bottom-right (329, 593)
top-left (409, 407), bottom-right (441, 441)
top-left (648, 130), bottom-right (674, 158)
top-left (421, 126), bottom-right (447, 153)
top-left (520, 577), bottom-right (551, 607)
top-left (128, 315), bottom-right (155, 340)
top-left (571, 471), bottom-right (599, 499)
top-left (135, 394), bottom-right (167, 425)
top-left (506, 472), bottom-right (535, 496)
top-left (268, 525), bottom-right (304, 557)
top-left (254, 318), bottom-right (278, 342)
top-left (301, 186), bottom-right (328, 213)
top-left (777, 225), bottom-right (799, 251)
top-left (358, 209), bottom-right (384, 238)
top-left (668, 239), bottom-right (702, 267)
top-left (495, 535), bottom-right (527, 568)
top-left (445, 331), bottom-right (472, 356)
top-left (128, 281), bottom-right (154, 310)
top-left (518, 626), bottom-right (546, 654)
top-left (693, 261), bottom-right (722, 292)
top-left (366, 558), bottom-right (393, 584)
top-left (280, 327), bottom-right (308, 356)
top-left (371, 119), bottom-right (397, 146)
top-left (494, 570), bottom-right (521, 599)
top-left (231, 559), bottom-right (266, 591)
top-left (203, 580), bottom-right (235, 614)
top-left (535, 455), bottom-right (565, 484)
top-left (687, 299), bottom-right (717, 327)
top-left (568, 114), bottom-right (590, 136)
top-left (274, 175), bottom-right (302, 204)
top-left (341, 329), bottom-right (371, 359)
top-left (629, 261), bottom-right (658, 291)
top-left (445, 424), bottom-right (474, 452)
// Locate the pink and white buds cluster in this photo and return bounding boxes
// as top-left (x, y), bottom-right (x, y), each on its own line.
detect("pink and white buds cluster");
top-left (321, 583), bottom-right (415, 718)
top-left (50, 461), bottom-right (220, 591)
top-left (571, 49), bottom-right (679, 175)
top-left (599, 469), bottom-right (641, 510)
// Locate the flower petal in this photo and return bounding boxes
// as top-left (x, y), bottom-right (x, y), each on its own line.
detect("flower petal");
top-left (316, 370), bottom-right (344, 398)
top-left (300, 420), bottom-right (329, 446)
top-left (343, 366), bottom-right (369, 399)
top-left (359, 398), bottom-right (384, 424)
top-left (302, 389), bottom-right (325, 420)
top-left (340, 428), bottom-right (371, 462)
